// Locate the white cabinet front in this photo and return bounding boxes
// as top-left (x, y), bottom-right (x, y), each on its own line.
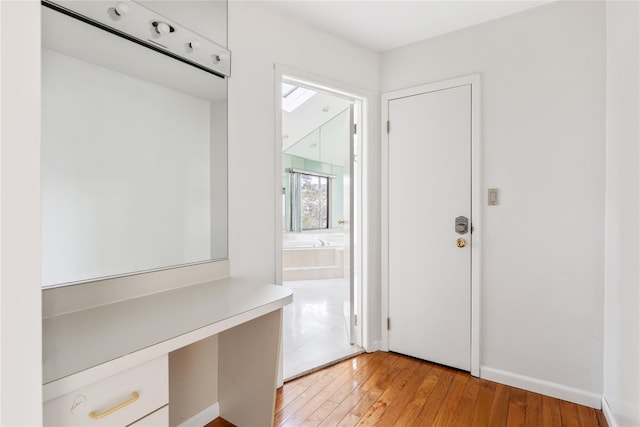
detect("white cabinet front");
top-left (44, 355), bottom-right (168, 426)
top-left (128, 405), bottom-right (169, 427)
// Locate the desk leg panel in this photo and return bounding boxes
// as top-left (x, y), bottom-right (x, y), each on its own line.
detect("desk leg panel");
top-left (219, 309), bottom-right (282, 426)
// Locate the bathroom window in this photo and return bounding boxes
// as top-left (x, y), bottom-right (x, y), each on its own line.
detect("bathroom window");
top-left (301, 174), bottom-right (329, 230)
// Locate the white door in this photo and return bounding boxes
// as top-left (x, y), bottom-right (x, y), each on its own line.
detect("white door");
top-left (335, 104), bottom-right (359, 345)
top-left (387, 84), bottom-right (471, 371)
top-left (344, 105), bottom-right (360, 345)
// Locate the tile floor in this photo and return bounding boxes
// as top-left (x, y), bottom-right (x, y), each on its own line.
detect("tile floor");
top-left (282, 278), bottom-right (362, 380)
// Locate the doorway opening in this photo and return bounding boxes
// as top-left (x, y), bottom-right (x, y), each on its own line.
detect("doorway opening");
top-left (279, 75), bottom-right (364, 380)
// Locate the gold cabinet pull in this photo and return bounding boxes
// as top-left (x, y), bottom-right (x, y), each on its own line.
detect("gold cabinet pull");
top-left (89, 391), bottom-right (139, 419)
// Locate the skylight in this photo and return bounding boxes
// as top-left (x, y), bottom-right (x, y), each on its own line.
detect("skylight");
top-left (282, 83), bottom-right (297, 97)
top-left (282, 83), bottom-right (316, 112)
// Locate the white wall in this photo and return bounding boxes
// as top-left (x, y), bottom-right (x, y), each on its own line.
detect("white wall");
top-left (381, 1), bottom-right (605, 406)
top-left (603, 1), bottom-right (640, 426)
top-left (0, 1), bottom-right (42, 424)
top-left (227, 2), bottom-right (381, 345)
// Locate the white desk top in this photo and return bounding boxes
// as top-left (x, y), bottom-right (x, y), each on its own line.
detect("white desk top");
top-left (43, 278), bottom-right (292, 385)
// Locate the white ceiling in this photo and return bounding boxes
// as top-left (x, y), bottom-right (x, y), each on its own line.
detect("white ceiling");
top-left (282, 91), bottom-right (351, 152)
top-left (260, 0), bottom-right (552, 52)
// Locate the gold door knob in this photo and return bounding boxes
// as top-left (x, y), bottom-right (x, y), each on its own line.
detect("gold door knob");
top-left (338, 219), bottom-right (347, 225)
top-left (456, 238), bottom-right (466, 248)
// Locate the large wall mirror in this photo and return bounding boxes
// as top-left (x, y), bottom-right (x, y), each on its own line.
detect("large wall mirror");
top-left (41, 1), bottom-right (229, 288)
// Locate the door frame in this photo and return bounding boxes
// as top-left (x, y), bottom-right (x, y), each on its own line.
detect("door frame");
top-left (274, 65), bottom-right (373, 377)
top-left (381, 74), bottom-right (482, 377)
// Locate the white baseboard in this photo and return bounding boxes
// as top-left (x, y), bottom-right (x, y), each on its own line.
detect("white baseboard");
top-left (602, 397), bottom-right (618, 427)
top-left (480, 366), bottom-right (601, 409)
top-left (177, 402), bottom-right (220, 427)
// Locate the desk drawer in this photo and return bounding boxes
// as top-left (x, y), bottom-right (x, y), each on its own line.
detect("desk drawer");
top-left (129, 405), bottom-right (168, 426)
top-left (44, 355), bottom-right (168, 427)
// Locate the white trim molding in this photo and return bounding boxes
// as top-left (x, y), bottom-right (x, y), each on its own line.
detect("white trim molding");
top-left (177, 402), bottom-right (220, 427)
top-left (481, 366), bottom-right (602, 409)
top-left (601, 397), bottom-right (618, 427)
top-left (381, 74), bottom-right (482, 377)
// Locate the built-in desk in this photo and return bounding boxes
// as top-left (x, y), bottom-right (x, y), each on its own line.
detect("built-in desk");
top-left (43, 278), bottom-right (293, 426)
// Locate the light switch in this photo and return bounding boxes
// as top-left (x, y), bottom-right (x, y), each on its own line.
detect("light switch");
top-left (488, 188), bottom-right (499, 206)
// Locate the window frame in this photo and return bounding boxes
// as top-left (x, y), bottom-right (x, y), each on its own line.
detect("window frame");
top-left (287, 168), bottom-right (335, 232)
top-left (299, 172), bottom-right (330, 231)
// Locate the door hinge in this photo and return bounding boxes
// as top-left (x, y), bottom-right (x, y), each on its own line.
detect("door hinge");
top-left (387, 317), bottom-right (391, 330)
top-left (386, 120), bottom-right (390, 134)
top-left (354, 314), bottom-right (358, 326)
top-left (353, 123), bottom-right (358, 135)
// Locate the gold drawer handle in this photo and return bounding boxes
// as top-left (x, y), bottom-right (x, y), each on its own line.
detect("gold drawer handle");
top-left (89, 391), bottom-right (139, 419)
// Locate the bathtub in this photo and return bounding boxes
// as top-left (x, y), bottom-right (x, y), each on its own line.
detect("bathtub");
top-left (283, 233), bottom-right (345, 281)
top-left (283, 239), bottom-right (333, 249)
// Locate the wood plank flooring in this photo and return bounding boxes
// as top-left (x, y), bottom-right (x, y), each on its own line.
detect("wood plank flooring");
top-left (272, 351), bottom-right (608, 427)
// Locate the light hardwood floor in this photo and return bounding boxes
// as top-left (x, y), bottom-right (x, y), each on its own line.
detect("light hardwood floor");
top-left (209, 351), bottom-right (608, 427)
top-left (275, 351), bottom-right (608, 427)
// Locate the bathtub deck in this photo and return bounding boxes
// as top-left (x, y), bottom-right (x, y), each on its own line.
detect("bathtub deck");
top-left (283, 246), bottom-right (345, 281)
